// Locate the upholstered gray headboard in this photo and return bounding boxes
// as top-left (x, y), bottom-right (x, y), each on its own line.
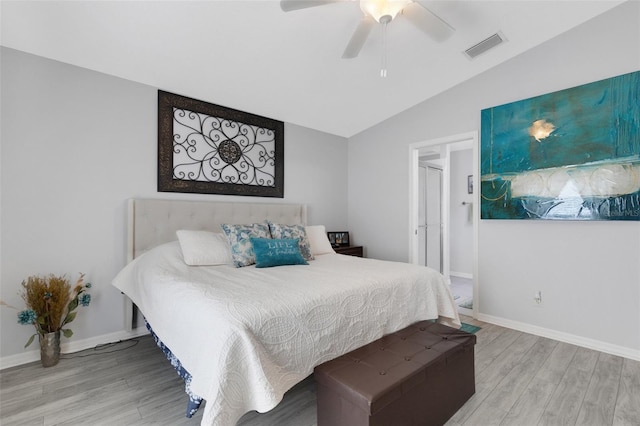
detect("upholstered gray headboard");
top-left (123, 198), bottom-right (307, 330)
top-left (127, 198), bottom-right (307, 262)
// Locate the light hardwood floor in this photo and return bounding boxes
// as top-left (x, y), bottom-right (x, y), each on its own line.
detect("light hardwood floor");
top-left (1, 316), bottom-right (639, 425)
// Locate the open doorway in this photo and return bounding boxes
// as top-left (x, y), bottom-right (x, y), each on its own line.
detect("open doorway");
top-left (409, 132), bottom-right (479, 317)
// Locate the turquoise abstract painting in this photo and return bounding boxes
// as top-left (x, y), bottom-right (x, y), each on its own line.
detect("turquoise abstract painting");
top-left (481, 71), bottom-right (640, 220)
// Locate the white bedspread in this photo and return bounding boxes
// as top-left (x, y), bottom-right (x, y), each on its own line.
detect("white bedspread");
top-left (112, 241), bottom-right (460, 426)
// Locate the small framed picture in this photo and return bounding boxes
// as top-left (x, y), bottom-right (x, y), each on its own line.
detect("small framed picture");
top-left (328, 231), bottom-right (350, 247)
top-left (467, 175), bottom-right (473, 194)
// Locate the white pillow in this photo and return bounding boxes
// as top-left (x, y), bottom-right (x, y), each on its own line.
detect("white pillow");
top-left (176, 230), bottom-right (233, 266)
top-left (305, 225), bottom-right (335, 256)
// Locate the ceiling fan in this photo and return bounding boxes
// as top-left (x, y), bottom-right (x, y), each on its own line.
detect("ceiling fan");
top-left (280, 0), bottom-right (455, 60)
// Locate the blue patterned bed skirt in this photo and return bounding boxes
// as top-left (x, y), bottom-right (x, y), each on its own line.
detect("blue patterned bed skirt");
top-left (145, 320), bottom-right (203, 418)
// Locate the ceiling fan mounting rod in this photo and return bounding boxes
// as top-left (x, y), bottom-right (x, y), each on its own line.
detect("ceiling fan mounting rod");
top-left (380, 16), bottom-right (390, 77)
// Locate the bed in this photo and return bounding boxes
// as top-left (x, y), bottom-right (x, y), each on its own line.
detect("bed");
top-left (112, 198), bottom-right (460, 426)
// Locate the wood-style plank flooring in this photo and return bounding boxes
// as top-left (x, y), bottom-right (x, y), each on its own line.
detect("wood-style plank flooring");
top-left (1, 316), bottom-right (639, 425)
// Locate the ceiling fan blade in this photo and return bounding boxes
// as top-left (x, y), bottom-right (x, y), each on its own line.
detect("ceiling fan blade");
top-left (403, 1), bottom-right (454, 42)
top-left (280, 0), bottom-right (342, 12)
top-left (342, 16), bottom-right (376, 59)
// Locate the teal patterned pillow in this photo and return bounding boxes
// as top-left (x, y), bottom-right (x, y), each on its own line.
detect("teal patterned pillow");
top-left (267, 222), bottom-right (314, 261)
top-left (251, 238), bottom-right (308, 268)
top-left (220, 222), bottom-right (271, 267)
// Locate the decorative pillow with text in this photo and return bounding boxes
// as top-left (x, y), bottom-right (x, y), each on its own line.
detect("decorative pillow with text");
top-left (251, 238), bottom-right (308, 268)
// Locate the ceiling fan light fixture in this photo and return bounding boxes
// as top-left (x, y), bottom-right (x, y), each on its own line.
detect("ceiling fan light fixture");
top-left (360, 0), bottom-right (411, 23)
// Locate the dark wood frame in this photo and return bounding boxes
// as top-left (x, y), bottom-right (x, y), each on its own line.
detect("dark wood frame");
top-left (158, 90), bottom-right (284, 197)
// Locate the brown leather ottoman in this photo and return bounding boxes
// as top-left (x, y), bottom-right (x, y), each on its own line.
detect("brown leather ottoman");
top-left (314, 321), bottom-right (476, 426)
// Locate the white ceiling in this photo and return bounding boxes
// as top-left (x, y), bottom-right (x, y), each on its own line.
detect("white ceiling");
top-left (0, 0), bottom-right (625, 137)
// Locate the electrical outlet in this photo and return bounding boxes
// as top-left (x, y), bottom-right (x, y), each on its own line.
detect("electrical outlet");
top-left (534, 291), bottom-right (542, 305)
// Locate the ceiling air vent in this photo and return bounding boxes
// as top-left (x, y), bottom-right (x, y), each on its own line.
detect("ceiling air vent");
top-left (464, 32), bottom-right (505, 59)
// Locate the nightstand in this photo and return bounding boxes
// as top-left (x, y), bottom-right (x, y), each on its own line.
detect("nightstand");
top-left (334, 246), bottom-right (364, 257)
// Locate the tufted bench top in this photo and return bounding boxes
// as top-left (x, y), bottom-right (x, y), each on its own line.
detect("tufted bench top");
top-left (314, 320), bottom-right (476, 417)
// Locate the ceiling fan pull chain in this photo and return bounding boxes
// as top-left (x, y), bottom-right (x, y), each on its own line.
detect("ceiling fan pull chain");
top-left (380, 19), bottom-right (389, 77)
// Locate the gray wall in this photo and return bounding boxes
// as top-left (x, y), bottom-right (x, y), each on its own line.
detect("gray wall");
top-left (0, 48), bottom-right (348, 362)
top-left (348, 2), bottom-right (640, 355)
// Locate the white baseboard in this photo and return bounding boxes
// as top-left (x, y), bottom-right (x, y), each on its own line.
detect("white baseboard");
top-left (458, 306), bottom-right (474, 317)
top-left (5, 315), bottom-right (638, 368)
top-left (0, 327), bottom-right (150, 370)
top-left (450, 271), bottom-right (473, 279)
top-left (477, 313), bottom-right (640, 362)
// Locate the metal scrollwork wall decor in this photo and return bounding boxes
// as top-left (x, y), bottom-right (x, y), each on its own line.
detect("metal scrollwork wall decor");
top-left (158, 90), bottom-right (284, 197)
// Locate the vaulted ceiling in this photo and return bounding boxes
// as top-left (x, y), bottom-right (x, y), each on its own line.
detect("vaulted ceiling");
top-left (0, 1), bottom-right (625, 137)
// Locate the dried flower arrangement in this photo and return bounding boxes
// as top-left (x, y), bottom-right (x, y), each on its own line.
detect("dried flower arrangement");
top-left (12, 273), bottom-right (92, 348)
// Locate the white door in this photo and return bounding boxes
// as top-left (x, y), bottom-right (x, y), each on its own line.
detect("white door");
top-left (425, 166), bottom-right (443, 273)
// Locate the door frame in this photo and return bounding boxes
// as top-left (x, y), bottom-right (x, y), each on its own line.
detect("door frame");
top-left (408, 131), bottom-right (479, 317)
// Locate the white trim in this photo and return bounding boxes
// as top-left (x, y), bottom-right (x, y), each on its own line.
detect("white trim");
top-left (477, 313), bottom-right (640, 362)
top-left (450, 271), bottom-right (473, 279)
top-left (443, 145), bottom-right (452, 279)
top-left (0, 327), bottom-right (150, 370)
top-left (458, 306), bottom-right (474, 317)
top-left (472, 132), bottom-right (480, 320)
top-left (408, 147), bottom-right (420, 264)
